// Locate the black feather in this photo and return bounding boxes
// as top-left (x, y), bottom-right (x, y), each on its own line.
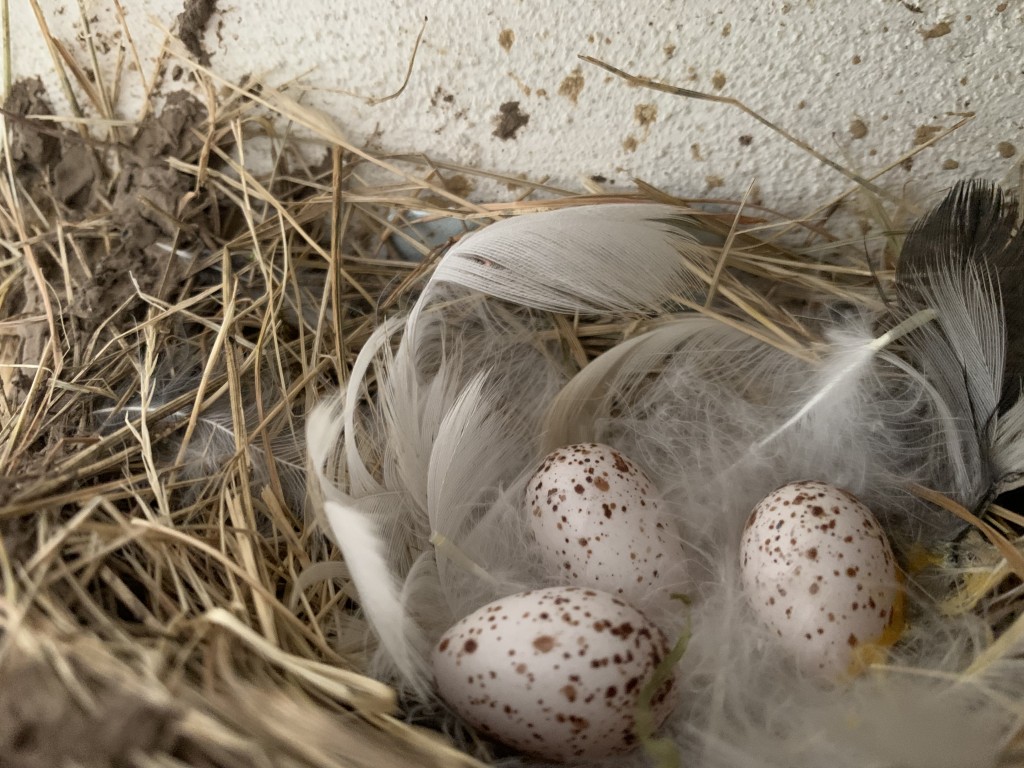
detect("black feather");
top-left (897, 180), bottom-right (1024, 412)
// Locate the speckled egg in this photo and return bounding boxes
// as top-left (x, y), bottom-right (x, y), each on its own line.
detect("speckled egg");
top-left (431, 586), bottom-right (677, 762)
top-left (740, 480), bottom-right (902, 677)
top-left (526, 443), bottom-right (684, 606)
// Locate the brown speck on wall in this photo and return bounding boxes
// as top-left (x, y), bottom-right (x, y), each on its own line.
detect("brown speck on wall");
top-left (920, 20), bottom-right (952, 39)
top-left (750, 183), bottom-right (763, 206)
top-left (913, 125), bottom-right (942, 145)
top-left (849, 119), bottom-right (868, 140)
top-left (634, 104), bottom-right (658, 127)
top-left (942, 159), bottom-right (960, 170)
top-left (498, 28), bottom-right (515, 52)
top-left (622, 136), bottom-right (638, 152)
top-left (663, 43), bottom-right (676, 59)
top-left (443, 174), bottom-right (475, 198)
top-left (997, 141), bottom-right (1017, 158)
top-left (430, 86), bottom-right (455, 108)
top-left (706, 175), bottom-right (725, 190)
top-left (721, 22), bottom-right (732, 36)
top-left (559, 67), bottom-right (585, 104)
top-left (507, 72), bottom-right (532, 97)
top-left (492, 101), bottom-right (530, 141)
top-left (711, 71), bottom-right (727, 90)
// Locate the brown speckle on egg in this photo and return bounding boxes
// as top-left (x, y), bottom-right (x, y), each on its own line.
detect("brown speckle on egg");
top-left (533, 635), bottom-right (556, 653)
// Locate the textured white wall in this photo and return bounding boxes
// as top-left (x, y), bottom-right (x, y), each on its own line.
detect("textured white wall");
top-left (5, 0), bottom-right (1023, 216)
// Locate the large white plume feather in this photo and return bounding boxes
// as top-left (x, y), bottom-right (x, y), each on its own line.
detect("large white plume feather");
top-left (431, 203), bottom-right (711, 313)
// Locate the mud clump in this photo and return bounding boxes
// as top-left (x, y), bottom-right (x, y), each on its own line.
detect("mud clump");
top-left (0, 79), bottom-right (208, 424)
top-left (3, 82), bottom-right (206, 329)
top-left (176, 0), bottom-right (218, 66)
top-left (492, 101), bottom-right (529, 140)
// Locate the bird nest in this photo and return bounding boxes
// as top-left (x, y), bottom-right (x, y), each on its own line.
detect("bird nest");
top-left (1, 20), bottom-right (1023, 768)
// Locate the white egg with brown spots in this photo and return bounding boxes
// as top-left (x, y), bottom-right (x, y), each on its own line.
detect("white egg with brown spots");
top-left (431, 586), bottom-right (677, 762)
top-left (526, 443), bottom-right (684, 607)
top-left (740, 480), bottom-right (902, 677)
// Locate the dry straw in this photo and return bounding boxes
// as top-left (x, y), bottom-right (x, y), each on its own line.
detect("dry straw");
top-left (0, 5), bottom-right (1020, 767)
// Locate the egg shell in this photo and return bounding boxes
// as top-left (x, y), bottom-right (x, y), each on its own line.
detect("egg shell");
top-left (526, 443), bottom-right (684, 607)
top-left (740, 480), bottom-right (901, 677)
top-left (432, 586), bottom-right (677, 762)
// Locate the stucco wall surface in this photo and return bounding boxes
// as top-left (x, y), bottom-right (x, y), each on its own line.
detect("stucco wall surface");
top-left (4, 1), bottom-right (1022, 215)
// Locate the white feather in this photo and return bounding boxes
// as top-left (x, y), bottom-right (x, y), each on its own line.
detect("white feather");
top-left (431, 203), bottom-right (712, 313)
top-left (306, 398), bottom-right (432, 696)
top-left (341, 321), bottom-right (392, 499)
top-left (756, 308), bottom-right (936, 448)
top-left (427, 372), bottom-right (544, 615)
top-left (540, 313), bottom-right (961, 547)
top-left (541, 318), bottom-right (728, 450)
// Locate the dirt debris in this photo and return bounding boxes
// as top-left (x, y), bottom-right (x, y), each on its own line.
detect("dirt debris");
top-left (176, 0), bottom-right (218, 65)
top-left (0, 80), bottom-right (208, 428)
top-left (0, 634), bottom-right (181, 768)
top-left (493, 101), bottom-right (530, 140)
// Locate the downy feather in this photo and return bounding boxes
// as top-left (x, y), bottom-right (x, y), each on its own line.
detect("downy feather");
top-left (306, 396), bottom-right (433, 696)
top-left (93, 385), bottom-right (307, 513)
top-left (427, 373), bottom-right (540, 613)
